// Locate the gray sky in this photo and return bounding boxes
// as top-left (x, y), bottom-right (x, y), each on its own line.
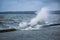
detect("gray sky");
top-left (0, 0), bottom-right (60, 12)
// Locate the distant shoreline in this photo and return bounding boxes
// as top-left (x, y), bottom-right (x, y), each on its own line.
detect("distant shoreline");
top-left (0, 11), bottom-right (36, 14)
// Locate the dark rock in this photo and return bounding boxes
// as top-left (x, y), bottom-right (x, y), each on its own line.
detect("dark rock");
top-left (0, 28), bottom-right (17, 33)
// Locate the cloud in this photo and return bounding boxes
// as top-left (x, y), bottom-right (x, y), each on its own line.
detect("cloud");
top-left (0, 0), bottom-right (60, 12)
top-left (0, 0), bottom-right (44, 12)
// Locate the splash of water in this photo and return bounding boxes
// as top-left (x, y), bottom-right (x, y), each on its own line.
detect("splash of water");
top-left (18, 7), bottom-right (49, 30)
top-left (28, 7), bottom-right (48, 26)
top-left (18, 2), bottom-right (60, 30)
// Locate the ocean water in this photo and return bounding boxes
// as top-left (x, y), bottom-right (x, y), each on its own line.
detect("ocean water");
top-left (0, 11), bottom-right (60, 40)
top-left (0, 12), bottom-right (36, 29)
top-left (0, 11), bottom-right (60, 30)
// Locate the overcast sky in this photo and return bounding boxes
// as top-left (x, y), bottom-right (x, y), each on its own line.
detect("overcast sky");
top-left (0, 0), bottom-right (60, 12)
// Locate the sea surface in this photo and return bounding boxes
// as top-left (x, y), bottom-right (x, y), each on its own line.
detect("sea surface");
top-left (0, 12), bottom-right (36, 29)
top-left (0, 11), bottom-right (60, 40)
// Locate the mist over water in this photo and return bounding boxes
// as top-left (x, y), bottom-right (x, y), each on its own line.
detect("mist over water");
top-left (18, 7), bottom-right (49, 30)
top-left (19, 4), bottom-right (60, 30)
